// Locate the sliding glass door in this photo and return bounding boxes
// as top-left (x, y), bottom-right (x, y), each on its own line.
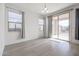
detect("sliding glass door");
top-left (52, 16), bottom-right (59, 39)
top-left (52, 13), bottom-right (70, 41)
top-left (58, 13), bottom-right (69, 41)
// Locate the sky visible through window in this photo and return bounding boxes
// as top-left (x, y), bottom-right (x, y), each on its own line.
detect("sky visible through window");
top-left (8, 11), bottom-right (22, 23)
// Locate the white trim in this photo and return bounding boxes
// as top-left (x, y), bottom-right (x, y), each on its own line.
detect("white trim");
top-left (5, 39), bottom-right (26, 46)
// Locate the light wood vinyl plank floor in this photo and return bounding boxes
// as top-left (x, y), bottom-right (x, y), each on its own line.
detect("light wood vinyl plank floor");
top-left (3, 39), bottom-right (79, 56)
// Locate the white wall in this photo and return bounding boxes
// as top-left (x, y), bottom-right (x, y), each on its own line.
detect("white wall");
top-left (25, 11), bottom-right (43, 40)
top-left (5, 4), bottom-right (43, 45)
top-left (69, 4), bottom-right (79, 44)
top-left (0, 4), bottom-right (5, 56)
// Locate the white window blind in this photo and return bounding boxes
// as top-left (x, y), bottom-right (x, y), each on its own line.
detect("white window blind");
top-left (7, 8), bottom-right (23, 31)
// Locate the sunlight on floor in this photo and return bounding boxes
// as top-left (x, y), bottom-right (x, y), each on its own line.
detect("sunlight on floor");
top-left (51, 32), bottom-right (69, 41)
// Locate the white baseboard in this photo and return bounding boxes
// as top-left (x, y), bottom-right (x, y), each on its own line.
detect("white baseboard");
top-left (5, 39), bottom-right (27, 46)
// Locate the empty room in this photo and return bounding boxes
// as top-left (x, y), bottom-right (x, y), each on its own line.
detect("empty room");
top-left (1, 3), bottom-right (79, 56)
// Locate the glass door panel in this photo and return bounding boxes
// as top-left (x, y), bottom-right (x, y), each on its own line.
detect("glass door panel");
top-left (58, 13), bottom-right (69, 41)
top-left (52, 16), bottom-right (59, 39)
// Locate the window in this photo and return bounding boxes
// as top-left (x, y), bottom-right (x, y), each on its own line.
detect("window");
top-left (39, 19), bottom-right (44, 31)
top-left (7, 8), bottom-right (23, 31)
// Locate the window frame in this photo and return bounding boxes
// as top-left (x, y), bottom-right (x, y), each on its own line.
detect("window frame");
top-left (6, 7), bottom-right (24, 32)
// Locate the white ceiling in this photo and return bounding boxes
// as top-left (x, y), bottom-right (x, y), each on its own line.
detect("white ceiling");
top-left (10, 3), bottom-right (74, 15)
